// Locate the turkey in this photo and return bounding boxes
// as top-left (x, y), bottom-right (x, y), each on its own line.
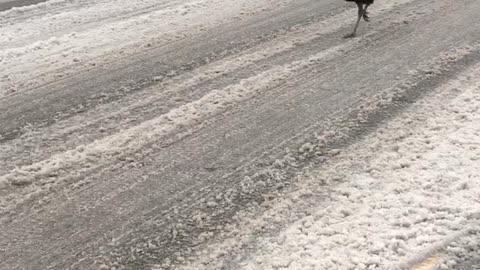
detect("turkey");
top-left (344, 0), bottom-right (374, 38)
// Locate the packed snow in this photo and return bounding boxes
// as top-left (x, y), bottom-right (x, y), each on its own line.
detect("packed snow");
top-left (177, 63), bottom-right (480, 270)
top-left (1, 0), bottom-right (480, 269)
top-left (0, 0), bottom-right (422, 98)
top-left (0, 0), bottom-right (436, 219)
top-left (0, 0), bottom-right (295, 96)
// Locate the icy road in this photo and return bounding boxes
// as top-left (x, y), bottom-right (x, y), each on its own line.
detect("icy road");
top-left (0, 0), bottom-right (479, 269)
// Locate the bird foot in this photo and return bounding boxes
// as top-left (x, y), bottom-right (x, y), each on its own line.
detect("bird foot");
top-left (343, 33), bottom-right (356, 39)
top-left (363, 12), bottom-right (370, 22)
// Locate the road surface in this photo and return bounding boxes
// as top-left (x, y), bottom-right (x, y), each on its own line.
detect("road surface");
top-left (0, 0), bottom-right (479, 269)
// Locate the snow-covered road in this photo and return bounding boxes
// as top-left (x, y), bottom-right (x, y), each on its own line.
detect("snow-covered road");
top-left (179, 61), bottom-right (480, 270)
top-left (0, 0), bottom-right (479, 269)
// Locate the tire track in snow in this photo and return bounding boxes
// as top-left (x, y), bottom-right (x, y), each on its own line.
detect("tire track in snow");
top-left (177, 56), bottom-right (480, 270)
top-left (1, 0), bottom-right (459, 218)
top-left (1, 0), bottom-right (478, 244)
top-left (1, 0), bottom-right (480, 269)
top-left (7, 20), bottom-right (480, 269)
top-left (0, 0), bottom-right (426, 174)
top-left (0, 40), bottom-right (352, 215)
top-left (0, 0), bottom-right (294, 96)
top-left (0, 0), bottom-right (199, 48)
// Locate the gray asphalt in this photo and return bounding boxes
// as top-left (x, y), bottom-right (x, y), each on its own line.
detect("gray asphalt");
top-left (1, 0), bottom-right (480, 269)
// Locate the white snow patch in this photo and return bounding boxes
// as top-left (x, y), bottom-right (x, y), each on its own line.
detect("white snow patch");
top-left (0, 0), bottom-right (294, 96)
top-left (239, 66), bottom-right (480, 270)
top-left (176, 63), bottom-right (480, 270)
top-left (0, 0), bottom-right (418, 97)
top-left (0, 39), bottom-right (356, 216)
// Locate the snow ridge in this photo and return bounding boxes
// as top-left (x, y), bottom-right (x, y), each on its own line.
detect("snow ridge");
top-left (176, 63), bottom-right (480, 270)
